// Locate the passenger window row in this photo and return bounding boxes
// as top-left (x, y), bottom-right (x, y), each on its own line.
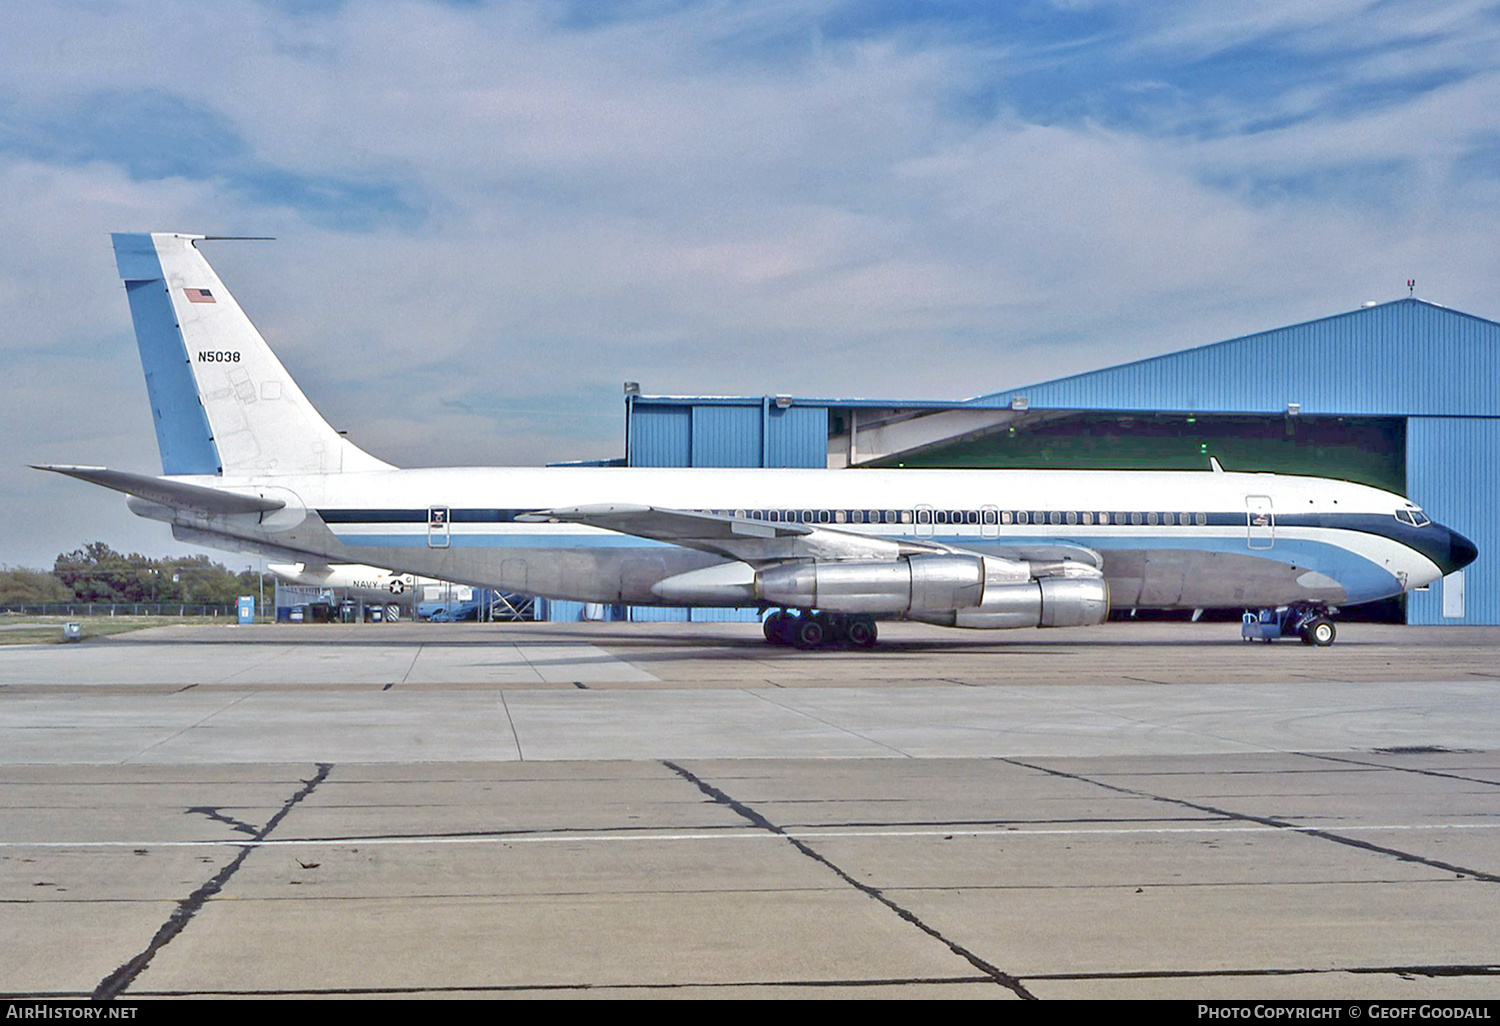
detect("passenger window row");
top-left (694, 509), bottom-right (1211, 527)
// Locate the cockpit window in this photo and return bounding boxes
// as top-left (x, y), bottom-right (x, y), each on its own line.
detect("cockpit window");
top-left (1395, 508), bottom-right (1431, 528)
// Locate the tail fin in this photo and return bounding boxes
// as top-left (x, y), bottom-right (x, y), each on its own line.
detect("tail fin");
top-left (111, 232), bottom-right (390, 477)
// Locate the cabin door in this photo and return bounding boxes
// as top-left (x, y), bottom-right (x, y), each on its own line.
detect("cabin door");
top-left (981, 505), bottom-right (1000, 539)
top-left (1245, 495), bottom-right (1274, 550)
top-left (427, 506), bottom-right (451, 548)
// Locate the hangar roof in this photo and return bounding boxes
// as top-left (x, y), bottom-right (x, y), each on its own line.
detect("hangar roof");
top-left (629, 395), bottom-right (971, 410)
top-left (967, 298), bottom-right (1500, 418)
top-left (633, 298), bottom-right (1499, 418)
top-left (627, 297), bottom-right (1500, 470)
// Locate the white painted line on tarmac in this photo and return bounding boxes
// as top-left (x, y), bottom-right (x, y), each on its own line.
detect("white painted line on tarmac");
top-left (4, 821), bottom-right (1499, 848)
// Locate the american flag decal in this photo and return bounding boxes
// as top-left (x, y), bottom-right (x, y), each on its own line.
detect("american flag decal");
top-left (184, 288), bottom-right (216, 304)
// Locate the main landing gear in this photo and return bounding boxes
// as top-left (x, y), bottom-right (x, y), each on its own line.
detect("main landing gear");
top-left (1241, 606), bottom-right (1338, 646)
top-left (763, 610), bottom-right (878, 649)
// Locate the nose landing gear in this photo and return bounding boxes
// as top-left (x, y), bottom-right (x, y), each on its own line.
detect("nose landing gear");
top-left (763, 610), bottom-right (878, 649)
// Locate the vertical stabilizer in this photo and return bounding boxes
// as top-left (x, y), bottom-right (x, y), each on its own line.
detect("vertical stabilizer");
top-left (111, 232), bottom-right (390, 477)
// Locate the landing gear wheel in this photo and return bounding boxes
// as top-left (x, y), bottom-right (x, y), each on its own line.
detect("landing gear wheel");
top-left (846, 617), bottom-right (877, 648)
top-left (763, 611), bottom-right (786, 645)
top-left (794, 617), bottom-right (827, 650)
top-left (1302, 617), bottom-right (1337, 647)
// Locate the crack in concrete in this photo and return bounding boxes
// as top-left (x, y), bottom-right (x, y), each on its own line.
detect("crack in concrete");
top-left (1304, 751), bottom-right (1500, 789)
top-left (662, 759), bottom-right (1034, 999)
top-left (1028, 962), bottom-right (1500, 981)
top-left (498, 692), bottom-right (524, 760)
top-left (75, 974), bottom-right (999, 997)
top-left (121, 691), bottom-right (256, 764)
top-left (19, 960), bottom-right (1500, 998)
top-left (92, 763), bottom-right (333, 999)
top-left (184, 806), bottom-right (259, 837)
top-left (1002, 756), bottom-right (1500, 884)
top-left (398, 643), bottom-right (424, 686)
top-left (743, 689), bottom-right (912, 757)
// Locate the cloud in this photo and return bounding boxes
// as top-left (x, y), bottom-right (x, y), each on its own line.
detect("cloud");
top-left (2, 0), bottom-right (1499, 566)
top-left (0, 90), bottom-right (425, 231)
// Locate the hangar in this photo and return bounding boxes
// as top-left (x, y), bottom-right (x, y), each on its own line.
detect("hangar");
top-left (616, 297), bottom-right (1496, 626)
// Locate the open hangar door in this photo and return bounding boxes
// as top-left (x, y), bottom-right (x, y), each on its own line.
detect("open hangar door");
top-left (872, 411), bottom-right (1410, 623)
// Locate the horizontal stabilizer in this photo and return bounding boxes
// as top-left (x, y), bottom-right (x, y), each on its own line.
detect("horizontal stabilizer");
top-left (31, 465), bottom-right (286, 516)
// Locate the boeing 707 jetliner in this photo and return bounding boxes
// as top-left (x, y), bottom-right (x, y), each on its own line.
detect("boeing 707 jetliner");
top-left (34, 234), bottom-right (1478, 648)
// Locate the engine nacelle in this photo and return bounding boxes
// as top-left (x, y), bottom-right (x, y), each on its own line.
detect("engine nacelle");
top-left (756, 555), bottom-right (1110, 629)
top-left (757, 555), bottom-right (984, 613)
top-left (918, 577), bottom-right (1110, 629)
top-left (1037, 577), bottom-right (1111, 627)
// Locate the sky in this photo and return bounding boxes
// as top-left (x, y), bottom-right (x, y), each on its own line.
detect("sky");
top-left (3, 0), bottom-right (1499, 569)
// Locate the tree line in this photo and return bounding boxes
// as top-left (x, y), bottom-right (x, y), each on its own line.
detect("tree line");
top-left (0, 543), bottom-right (261, 605)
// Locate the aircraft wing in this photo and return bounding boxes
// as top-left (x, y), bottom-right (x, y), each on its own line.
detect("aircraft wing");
top-left (32, 465), bottom-right (286, 516)
top-left (517, 504), bottom-right (1104, 571)
top-left (517, 504), bottom-right (945, 564)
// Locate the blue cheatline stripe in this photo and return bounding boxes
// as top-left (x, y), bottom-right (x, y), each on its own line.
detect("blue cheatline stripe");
top-left (112, 234), bottom-right (220, 476)
top-left (317, 507), bottom-right (1431, 553)
top-left (320, 509), bottom-right (430, 523)
top-left (329, 532), bottom-right (675, 550)
top-left (319, 509), bottom-right (539, 523)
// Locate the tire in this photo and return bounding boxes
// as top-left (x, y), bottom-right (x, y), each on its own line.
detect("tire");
top-left (794, 617), bottom-right (826, 649)
top-left (1305, 618), bottom-right (1336, 647)
top-left (846, 617), bottom-right (877, 648)
top-left (763, 611), bottom-right (785, 644)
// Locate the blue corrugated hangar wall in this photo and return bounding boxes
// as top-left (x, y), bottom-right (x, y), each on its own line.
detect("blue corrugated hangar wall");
top-left (619, 298), bottom-right (1497, 625)
top-left (628, 397), bottom-right (829, 469)
top-left (541, 398), bottom-right (829, 622)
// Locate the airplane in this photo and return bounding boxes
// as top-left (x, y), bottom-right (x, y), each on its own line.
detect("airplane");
top-left (266, 562), bottom-right (511, 621)
top-left (267, 562), bottom-right (416, 598)
top-left (266, 561), bottom-right (415, 619)
top-left (33, 232), bottom-right (1479, 649)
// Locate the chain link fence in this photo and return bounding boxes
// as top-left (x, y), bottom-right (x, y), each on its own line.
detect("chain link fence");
top-left (0, 602), bottom-right (238, 617)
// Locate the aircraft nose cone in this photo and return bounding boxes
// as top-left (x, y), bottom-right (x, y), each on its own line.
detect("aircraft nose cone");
top-left (1444, 528), bottom-right (1479, 575)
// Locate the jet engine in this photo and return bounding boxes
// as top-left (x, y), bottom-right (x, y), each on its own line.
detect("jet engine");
top-left (755, 554), bottom-right (1109, 629)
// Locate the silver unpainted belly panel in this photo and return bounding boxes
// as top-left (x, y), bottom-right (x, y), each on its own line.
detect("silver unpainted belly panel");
top-left (1103, 548), bottom-right (1346, 609)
